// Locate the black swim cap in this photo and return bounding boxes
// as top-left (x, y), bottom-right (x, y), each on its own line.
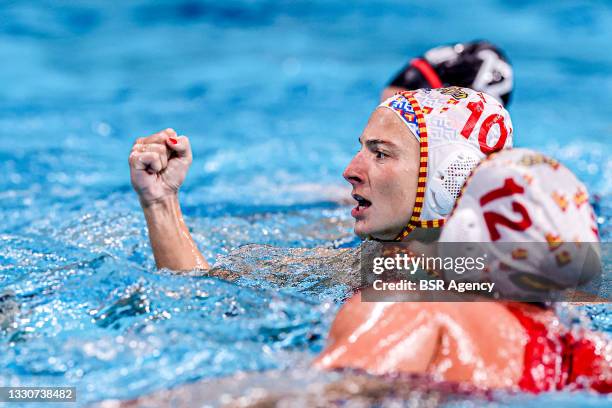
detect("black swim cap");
top-left (388, 41), bottom-right (513, 106)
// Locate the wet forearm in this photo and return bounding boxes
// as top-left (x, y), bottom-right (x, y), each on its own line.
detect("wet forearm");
top-left (141, 195), bottom-right (210, 271)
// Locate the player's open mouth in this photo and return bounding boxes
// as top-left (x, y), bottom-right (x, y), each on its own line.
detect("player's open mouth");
top-left (351, 194), bottom-right (371, 218)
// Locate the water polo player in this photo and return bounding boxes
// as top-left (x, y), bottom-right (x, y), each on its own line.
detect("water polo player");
top-left (381, 40), bottom-right (513, 105)
top-left (128, 87), bottom-right (513, 271)
top-left (316, 149), bottom-right (610, 393)
top-left (346, 87), bottom-right (513, 241)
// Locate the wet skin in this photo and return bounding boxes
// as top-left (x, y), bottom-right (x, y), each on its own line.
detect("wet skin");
top-left (128, 107), bottom-right (421, 271)
top-left (314, 291), bottom-right (541, 389)
top-left (343, 108), bottom-right (420, 241)
top-left (128, 128), bottom-right (209, 271)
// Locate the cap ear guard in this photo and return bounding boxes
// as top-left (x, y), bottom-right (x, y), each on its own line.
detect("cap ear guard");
top-left (438, 194), bottom-right (486, 243)
top-left (439, 148), bottom-right (602, 297)
top-left (426, 145), bottom-right (482, 220)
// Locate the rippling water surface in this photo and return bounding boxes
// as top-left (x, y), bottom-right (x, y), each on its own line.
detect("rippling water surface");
top-left (0, 0), bottom-right (611, 406)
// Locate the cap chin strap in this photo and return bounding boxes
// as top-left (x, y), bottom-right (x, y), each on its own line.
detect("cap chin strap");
top-left (393, 91), bottom-right (445, 241)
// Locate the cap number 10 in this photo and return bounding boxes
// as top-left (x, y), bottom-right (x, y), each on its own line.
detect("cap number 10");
top-left (460, 100), bottom-right (510, 154)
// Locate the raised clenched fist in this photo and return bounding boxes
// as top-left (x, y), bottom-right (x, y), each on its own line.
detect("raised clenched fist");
top-left (128, 128), bottom-right (193, 206)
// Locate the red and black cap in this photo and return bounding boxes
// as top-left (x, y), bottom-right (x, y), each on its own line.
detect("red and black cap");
top-left (388, 41), bottom-right (513, 106)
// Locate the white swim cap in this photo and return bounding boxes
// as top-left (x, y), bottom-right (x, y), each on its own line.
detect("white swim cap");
top-left (439, 148), bottom-right (601, 296)
top-left (379, 87), bottom-right (513, 239)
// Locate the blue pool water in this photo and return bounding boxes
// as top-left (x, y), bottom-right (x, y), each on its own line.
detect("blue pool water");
top-left (0, 0), bottom-right (611, 406)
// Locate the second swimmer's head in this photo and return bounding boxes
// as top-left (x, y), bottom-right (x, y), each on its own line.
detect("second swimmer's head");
top-left (382, 40), bottom-right (513, 105)
top-left (344, 87), bottom-right (513, 241)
